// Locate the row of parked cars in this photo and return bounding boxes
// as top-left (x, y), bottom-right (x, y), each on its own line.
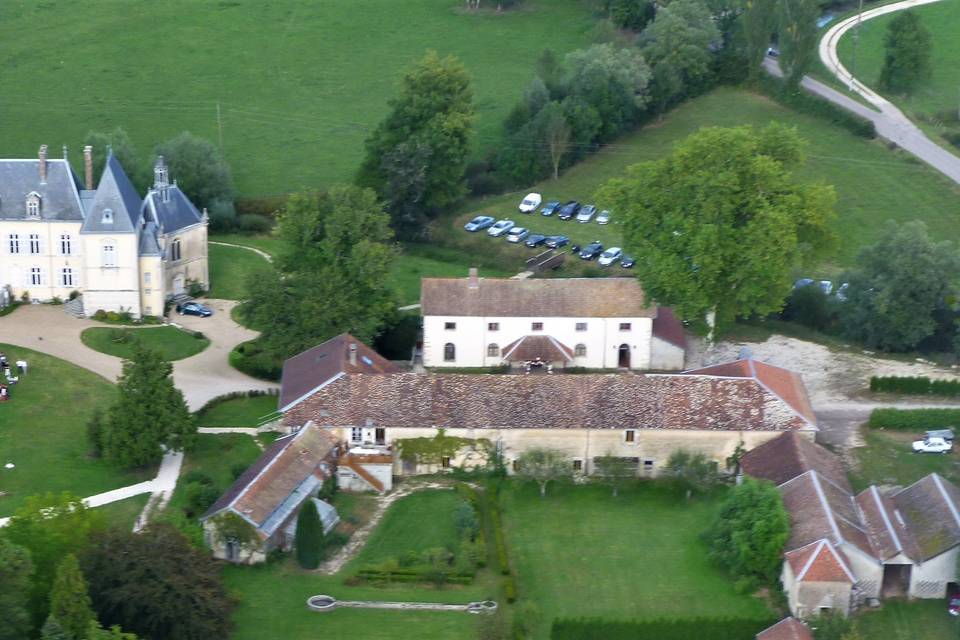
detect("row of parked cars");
top-left (518, 193), bottom-right (610, 224)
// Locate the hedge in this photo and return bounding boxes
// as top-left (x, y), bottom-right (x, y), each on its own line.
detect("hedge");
top-left (229, 340), bottom-right (282, 381)
top-left (354, 569), bottom-right (474, 585)
top-left (504, 576), bottom-right (517, 603)
top-left (194, 388), bottom-right (279, 418)
top-left (550, 617), bottom-right (779, 640)
top-left (870, 376), bottom-right (960, 396)
top-left (756, 74), bottom-right (876, 139)
top-left (868, 408), bottom-right (960, 430)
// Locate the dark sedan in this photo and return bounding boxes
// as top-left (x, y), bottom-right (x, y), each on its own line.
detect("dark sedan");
top-left (579, 242), bottom-right (603, 260)
top-left (540, 201), bottom-right (561, 216)
top-left (545, 235), bottom-right (569, 249)
top-left (620, 254), bottom-right (636, 268)
top-left (557, 201), bottom-right (580, 221)
top-left (525, 234), bottom-right (548, 248)
top-left (176, 301), bottom-right (213, 317)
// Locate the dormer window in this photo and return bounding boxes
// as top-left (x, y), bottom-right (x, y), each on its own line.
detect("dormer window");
top-left (26, 193), bottom-right (41, 218)
top-left (101, 208), bottom-right (114, 224)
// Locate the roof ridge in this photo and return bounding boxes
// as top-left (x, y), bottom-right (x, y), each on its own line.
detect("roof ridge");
top-left (932, 473), bottom-right (960, 530)
top-left (810, 471), bottom-right (844, 544)
top-left (870, 485), bottom-right (903, 554)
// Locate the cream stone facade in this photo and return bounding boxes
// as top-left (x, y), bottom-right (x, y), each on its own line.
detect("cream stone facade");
top-left (0, 146), bottom-right (208, 317)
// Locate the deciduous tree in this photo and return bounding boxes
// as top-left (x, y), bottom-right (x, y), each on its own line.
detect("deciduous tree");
top-left (777, 0), bottom-right (819, 87)
top-left (741, 0), bottom-right (778, 80)
top-left (597, 123), bottom-right (835, 338)
top-left (154, 132), bottom-right (235, 210)
top-left (542, 102), bottom-right (572, 180)
top-left (48, 554), bottom-right (95, 640)
top-left (879, 10), bottom-right (932, 93)
top-left (0, 537), bottom-right (33, 640)
top-left (666, 450), bottom-right (718, 497)
top-left (83, 128), bottom-right (146, 191)
top-left (593, 454), bottom-right (636, 497)
top-left (565, 44), bottom-right (651, 142)
top-left (517, 448), bottom-right (570, 498)
top-left (102, 343), bottom-right (195, 468)
top-left (295, 499), bottom-right (324, 569)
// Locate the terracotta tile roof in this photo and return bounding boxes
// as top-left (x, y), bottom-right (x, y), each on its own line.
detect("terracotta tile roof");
top-left (685, 358), bottom-right (817, 428)
top-left (420, 276), bottom-right (657, 318)
top-left (501, 335), bottom-right (574, 362)
top-left (201, 425), bottom-right (337, 537)
top-left (785, 539), bottom-right (856, 583)
top-left (891, 473), bottom-right (960, 560)
top-left (284, 369), bottom-right (812, 432)
top-left (742, 431), bottom-right (850, 491)
top-left (652, 306), bottom-right (686, 349)
top-left (757, 617), bottom-right (814, 640)
top-left (279, 333), bottom-right (401, 411)
top-left (855, 485), bottom-right (920, 561)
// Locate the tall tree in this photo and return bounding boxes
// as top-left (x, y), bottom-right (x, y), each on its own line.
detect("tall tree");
top-left (83, 128), bottom-right (146, 191)
top-left (741, 0), bottom-right (778, 80)
top-left (541, 102), bottom-right (572, 180)
top-left (516, 448), bottom-right (570, 498)
top-left (357, 51), bottom-right (473, 235)
top-left (4, 493), bottom-right (105, 631)
top-left (777, 0), bottom-right (819, 87)
top-left (597, 123), bottom-right (835, 338)
top-left (154, 132), bottom-right (235, 211)
top-left (82, 524), bottom-right (233, 640)
top-left (244, 186), bottom-right (397, 361)
top-left (879, 11), bottom-right (932, 93)
top-left (41, 617), bottom-right (69, 640)
top-left (593, 454), bottom-right (636, 497)
top-left (665, 450), bottom-right (718, 497)
top-left (294, 500), bottom-right (324, 569)
top-left (102, 343), bottom-right (195, 468)
top-left (841, 221), bottom-right (960, 352)
top-left (48, 554), bottom-right (95, 640)
top-left (0, 537), bottom-right (33, 640)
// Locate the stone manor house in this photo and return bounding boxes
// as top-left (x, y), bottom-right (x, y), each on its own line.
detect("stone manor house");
top-left (0, 145), bottom-right (208, 317)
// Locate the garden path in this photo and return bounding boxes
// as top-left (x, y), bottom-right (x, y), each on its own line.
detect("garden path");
top-left (208, 240), bottom-right (273, 262)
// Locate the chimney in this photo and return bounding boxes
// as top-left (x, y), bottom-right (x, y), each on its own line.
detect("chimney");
top-left (468, 267), bottom-right (479, 290)
top-left (62, 145), bottom-right (68, 162)
top-left (349, 343), bottom-right (358, 366)
top-left (83, 145), bottom-right (93, 190)
top-left (38, 145), bottom-right (48, 183)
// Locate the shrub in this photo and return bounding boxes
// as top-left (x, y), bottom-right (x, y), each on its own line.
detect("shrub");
top-left (230, 462), bottom-right (248, 481)
top-left (870, 375), bottom-right (960, 396)
top-left (317, 476), bottom-right (337, 502)
top-left (236, 213), bottom-right (273, 233)
top-left (181, 470), bottom-right (214, 486)
top-left (549, 617), bottom-right (778, 640)
top-left (781, 284), bottom-right (836, 332)
top-left (943, 131), bottom-right (960, 150)
top-left (295, 500), bottom-right (324, 569)
top-left (229, 340), bottom-right (282, 381)
top-left (868, 407), bottom-right (960, 430)
top-left (184, 481), bottom-right (221, 517)
top-left (503, 576), bottom-right (517, 603)
top-left (93, 310), bottom-right (108, 321)
top-left (86, 410), bottom-right (105, 458)
top-left (188, 281), bottom-right (206, 298)
top-left (756, 74), bottom-right (876, 139)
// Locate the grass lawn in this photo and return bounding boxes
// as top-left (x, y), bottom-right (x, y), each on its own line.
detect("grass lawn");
top-left (196, 394), bottom-right (279, 428)
top-left (167, 434), bottom-right (263, 514)
top-left (207, 243), bottom-right (271, 300)
top-left (1, 0), bottom-right (597, 196)
top-left (850, 428), bottom-right (960, 492)
top-left (858, 600), bottom-right (959, 640)
top-left (0, 344), bottom-right (153, 518)
top-left (441, 87), bottom-right (960, 271)
top-left (353, 490), bottom-right (463, 566)
top-left (211, 233), bottom-right (282, 258)
top-left (389, 245), bottom-right (515, 305)
top-left (94, 493), bottom-right (150, 532)
top-left (501, 481), bottom-right (772, 639)
top-left (80, 325), bottom-right (209, 361)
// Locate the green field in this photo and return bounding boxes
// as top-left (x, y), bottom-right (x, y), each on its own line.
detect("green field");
top-left (859, 600), bottom-right (959, 640)
top-left (0, 344), bottom-right (153, 518)
top-left (94, 494), bottom-right (150, 532)
top-left (81, 325), bottom-right (210, 361)
top-left (837, 1), bottom-right (960, 121)
top-left (207, 243), bottom-right (271, 300)
top-left (501, 481), bottom-right (771, 639)
top-left (0, 0), bottom-right (597, 196)
top-left (441, 87), bottom-right (960, 271)
top-left (354, 490), bottom-right (464, 566)
top-left (196, 394), bottom-right (280, 428)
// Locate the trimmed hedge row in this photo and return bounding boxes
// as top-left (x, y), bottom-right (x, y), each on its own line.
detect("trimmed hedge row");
top-left (194, 388), bottom-right (279, 418)
top-left (550, 617), bottom-right (779, 640)
top-left (354, 568), bottom-right (474, 584)
top-left (868, 408), bottom-right (960, 430)
top-left (870, 376), bottom-right (960, 396)
top-left (756, 74), bottom-right (876, 139)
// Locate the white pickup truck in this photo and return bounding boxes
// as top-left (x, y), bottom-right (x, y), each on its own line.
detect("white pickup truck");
top-left (913, 437), bottom-right (953, 454)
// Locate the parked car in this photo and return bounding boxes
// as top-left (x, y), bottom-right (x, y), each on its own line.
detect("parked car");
top-left (579, 241), bottom-right (603, 260)
top-left (176, 301), bottom-right (212, 317)
top-left (620, 254), bottom-right (636, 268)
top-left (545, 235), bottom-right (569, 249)
top-left (927, 429), bottom-right (955, 442)
top-left (487, 219), bottom-right (515, 237)
top-left (598, 247), bottom-right (623, 266)
top-left (518, 192), bottom-right (542, 214)
top-left (525, 234), bottom-right (548, 248)
top-left (540, 201), bottom-right (561, 216)
top-left (558, 201), bottom-right (580, 221)
top-left (949, 595), bottom-right (960, 616)
top-left (836, 282), bottom-right (850, 301)
top-left (793, 278), bottom-right (815, 290)
top-left (913, 437), bottom-right (953, 454)
top-left (767, 46), bottom-right (779, 57)
top-left (818, 280), bottom-right (833, 295)
top-left (464, 215), bottom-right (495, 232)
top-left (506, 227), bottom-right (530, 243)
top-left (570, 244), bottom-right (581, 254)
top-left (576, 205), bottom-right (597, 223)
top-left (596, 210), bottom-right (611, 225)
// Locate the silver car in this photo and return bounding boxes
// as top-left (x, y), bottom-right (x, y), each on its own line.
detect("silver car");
top-left (576, 205), bottom-right (597, 223)
top-left (487, 219), bottom-right (515, 237)
top-left (596, 210), bottom-right (611, 225)
top-left (506, 227), bottom-right (530, 243)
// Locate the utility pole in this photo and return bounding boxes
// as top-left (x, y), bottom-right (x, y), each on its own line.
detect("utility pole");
top-left (849, 0), bottom-right (864, 91)
top-left (216, 101), bottom-right (224, 150)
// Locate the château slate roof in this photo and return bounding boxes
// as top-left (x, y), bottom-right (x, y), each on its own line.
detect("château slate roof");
top-left (0, 158), bottom-right (85, 221)
top-left (80, 153), bottom-right (142, 234)
top-left (143, 186), bottom-right (205, 235)
top-left (420, 276), bottom-right (657, 318)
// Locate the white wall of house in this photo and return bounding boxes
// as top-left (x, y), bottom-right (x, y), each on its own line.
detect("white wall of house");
top-left (80, 233), bottom-right (141, 316)
top-left (422, 314), bottom-right (653, 369)
top-left (0, 220), bottom-right (84, 300)
top-left (650, 336), bottom-right (685, 371)
top-left (841, 545), bottom-right (883, 599)
top-left (910, 546), bottom-right (959, 598)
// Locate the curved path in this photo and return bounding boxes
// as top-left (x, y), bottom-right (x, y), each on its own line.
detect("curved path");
top-left (817, 0), bottom-right (960, 184)
top-left (209, 240), bottom-right (273, 263)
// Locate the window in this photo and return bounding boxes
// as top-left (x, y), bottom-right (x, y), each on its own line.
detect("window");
top-left (28, 234), bottom-right (40, 254)
top-left (60, 234), bottom-right (71, 256)
top-left (26, 194), bottom-right (40, 218)
top-left (624, 429), bottom-right (636, 443)
top-left (487, 344), bottom-right (500, 357)
top-left (531, 322), bottom-right (543, 331)
top-left (375, 428), bottom-right (386, 445)
top-left (643, 459), bottom-right (655, 471)
top-left (487, 322), bottom-right (499, 331)
top-left (444, 343), bottom-right (456, 362)
top-left (144, 306), bottom-right (152, 315)
top-left (619, 322), bottom-right (632, 331)
top-left (144, 272), bottom-right (152, 285)
top-left (572, 459), bottom-right (583, 472)
top-left (8, 234), bottom-right (20, 254)
top-left (575, 322), bottom-right (587, 332)
top-left (350, 427), bottom-right (362, 443)
top-left (574, 344), bottom-right (587, 357)
top-left (441, 456), bottom-right (451, 469)
top-left (29, 267), bottom-right (42, 286)
top-left (60, 268), bottom-right (75, 287)
top-left (445, 321), bottom-right (456, 330)
top-left (101, 208), bottom-right (113, 224)
top-left (171, 238), bottom-right (182, 261)
top-left (512, 459), bottom-right (520, 473)
top-left (101, 242), bottom-right (117, 267)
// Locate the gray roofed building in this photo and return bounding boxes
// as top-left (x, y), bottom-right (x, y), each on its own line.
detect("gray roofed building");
top-left (80, 153), bottom-right (143, 234)
top-left (0, 155), bottom-right (85, 221)
top-left (138, 221), bottom-right (163, 256)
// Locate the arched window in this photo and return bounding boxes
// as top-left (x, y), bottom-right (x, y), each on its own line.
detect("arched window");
top-left (575, 343), bottom-right (587, 357)
top-left (487, 343), bottom-right (499, 357)
top-left (444, 343), bottom-right (456, 362)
